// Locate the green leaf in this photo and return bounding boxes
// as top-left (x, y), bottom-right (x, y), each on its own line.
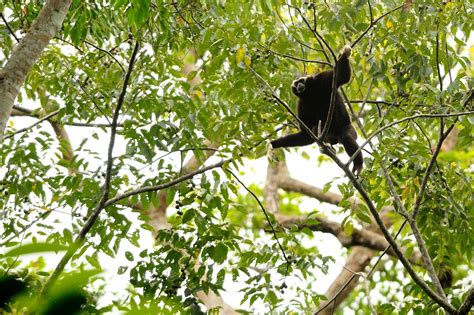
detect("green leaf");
top-left (125, 251), bottom-right (134, 261)
top-left (4, 243), bottom-right (68, 256)
top-left (182, 209), bottom-right (196, 224)
top-left (212, 243), bottom-right (228, 264)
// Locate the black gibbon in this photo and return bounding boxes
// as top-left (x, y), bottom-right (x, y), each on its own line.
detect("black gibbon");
top-left (270, 45), bottom-right (363, 174)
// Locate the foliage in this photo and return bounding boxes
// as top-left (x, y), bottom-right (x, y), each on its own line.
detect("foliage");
top-left (0, 0), bottom-right (472, 313)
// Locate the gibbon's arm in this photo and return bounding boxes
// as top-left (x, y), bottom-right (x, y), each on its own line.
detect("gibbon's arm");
top-left (334, 45), bottom-right (352, 87)
top-left (271, 131), bottom-right (314, 148)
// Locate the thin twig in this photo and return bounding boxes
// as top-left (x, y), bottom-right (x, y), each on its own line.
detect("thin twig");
top-left (78, 84), bottom-right (112, 125)
top-left (344, 111), bottom-right (474, 167)
top-left (367, 220), bottom-right (408, 279)
top-left (40, 41), bottom-right (140, 297)
top-left (320, 61), bottom-right (339, 140)
top-left (260, 44), bottom-right (330, 66)
top-left (84, 40), bottom-right (126, 73)
top-left (316, 274), bottom-right (358, 314)
top-left (4, 110), bottom-right (60, 140)
top-left (412, 125), bottom-right (455, 220)
top-left (226, 169), bottom-right (290, 269)
top-left (288, 4), bottom-right (336, 61)
top-left (11, 105), bottom-right (124, 128)
top-left (0, 13), bottom-right (20, 42)
top-left (435, 32), bottom-right (443, 92)
top-left (351, 4), bottom-right (404, 48)
top-left (349, 100), bottom-right (430, 107)
top-left (104, 127), bottom-right (281, 207)
top-left (274, 6), bottom-right (322, 53)
top-left (367, 0), bottom-right (374, 24)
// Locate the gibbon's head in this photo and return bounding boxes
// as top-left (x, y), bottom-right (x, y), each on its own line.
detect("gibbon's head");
top-left (291, 76), bottom-right (308, 96)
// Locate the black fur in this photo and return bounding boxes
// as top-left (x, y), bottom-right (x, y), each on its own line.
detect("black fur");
top-left (271, 46), bottom-right (363, 174)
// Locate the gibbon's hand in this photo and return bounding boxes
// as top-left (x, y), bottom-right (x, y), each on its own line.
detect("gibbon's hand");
top-left (266, 141), bottom-right (278, 164)
top-left (342, 45), bottom-right (352, 58)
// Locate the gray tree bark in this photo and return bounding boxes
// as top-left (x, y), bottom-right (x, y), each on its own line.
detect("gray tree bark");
top-left (0, 0), bottom-right (72, 142)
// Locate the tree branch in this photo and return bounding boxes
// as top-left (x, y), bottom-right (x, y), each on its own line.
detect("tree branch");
top-left (0, 12), bottom-right (20, 43)
top-left (11, 105), bottom-right (124, 127)
top-left (345, 110), bottom-right (474, 167)
top-left (412, 124), bottom-right (455, 218)
top-left (351, 4), bottom-right (404, 48)
top-left (0, 0), bottom-right (73, 142)
top-left (457, 287), bottom-right (474, 315)
top-left (260, 44), bottom-right (330, 66)
top-left (3, 109), bottom-right (60, 140)
top-left (40, 41), bottom-right (140, 296)
top-left (277, 214), bottom-right (421, 264)
top-left (250, 68), bottom-right (456, 313)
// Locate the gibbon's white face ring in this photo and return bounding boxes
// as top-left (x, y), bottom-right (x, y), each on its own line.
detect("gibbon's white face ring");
top-left (292, 76), bottom-right (307, 94)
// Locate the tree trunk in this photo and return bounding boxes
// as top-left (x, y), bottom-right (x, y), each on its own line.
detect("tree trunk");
top-left (0, 0), bottom-right (72, 142)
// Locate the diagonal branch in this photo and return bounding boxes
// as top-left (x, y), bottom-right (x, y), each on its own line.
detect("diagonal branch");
top-left (0, 0), bottom-right (73, 142)
top-left (412, 124), bottom-right (455, 219)
top-left (40, 41), bottom-right (140, 296)
top-left (3, 109), bottom-right (60, 140)
top-left (250, 68), bottom-right (456, 313)
top-left (0, 13), bottom-right (20, 43)
top-left (458, 287), bottom-right (474, 315)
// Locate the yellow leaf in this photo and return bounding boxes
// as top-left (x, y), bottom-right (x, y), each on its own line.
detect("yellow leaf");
top-left (236, 47), bottom-right (245, 64)
top-left (386, 20), bottom-right (393, 29)
top-left (8, 120), bottom-right (14, 127)
top-left (244, 56), bottom-right (251, 67)
top-left (344, 220), bottom-right (354, 236)
top-left (401, 186), bottom-right (410, 199)
top-left (193, 90), bottom-right (204, 99)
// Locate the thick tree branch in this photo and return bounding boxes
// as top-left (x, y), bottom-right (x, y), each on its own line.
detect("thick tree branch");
top-left (276, 214), bottom-right (421, 264)
top-left (0, 0), bottom-right (73, 142)
top-left (250, 68), bottom-right (456, 313)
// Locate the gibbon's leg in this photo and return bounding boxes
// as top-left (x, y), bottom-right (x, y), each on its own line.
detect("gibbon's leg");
top-left (340, 125), bottom-right (363, 174)
top-left (335, 45), bottom-right (352, 87)
top-left (271, 131), bottom-right (314, 148)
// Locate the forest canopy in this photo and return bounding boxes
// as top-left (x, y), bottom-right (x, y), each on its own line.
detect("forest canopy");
top-left (0, 0), bottom-right (473, 314)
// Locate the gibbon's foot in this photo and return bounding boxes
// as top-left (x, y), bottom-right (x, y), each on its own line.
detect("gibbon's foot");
top-left (342, 45), bottom-right (352, 57)
top-left (320, 144), bottom-right (336, 156)
top-left (266, 141), bottom-right (279, 163)
top-left (352, 163), bottom-right (363, 177)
